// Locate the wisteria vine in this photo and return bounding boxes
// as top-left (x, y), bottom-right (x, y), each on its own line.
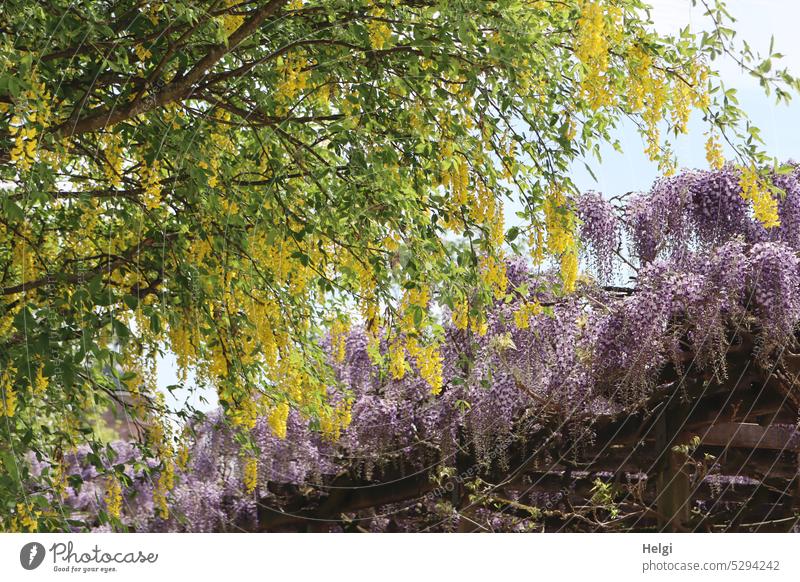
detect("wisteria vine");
top-left (25, 164), bottom-right (800, 532)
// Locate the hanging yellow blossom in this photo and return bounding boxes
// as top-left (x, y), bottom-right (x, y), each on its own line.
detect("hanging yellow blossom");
top-left (705, 133), bottom-right (725, 170)
top-left (368, 9), bottom-right (393, 50)
top-left (152, 459), bottom-right (175, 520)
top-left (51, 461), bottom-right (67, 501)
top-left (451, 299), bottom-right (469, 330)
top-left (176, 440), bottom-right (191, 471)
top-left (230, 391), bottom-right (258, 430)
top-left (11, 503), bottom-right (40, 532)
top-left (1, 366), bottom-right (17, 418)
top-left (529, 227), bottom-right (545, 266)
top-left (739, 166), bottom-right (780, 228)
top-left (415, 343), bottom-right (444, 395)
top-left (670, 80), bottom-right (693, 134)
top-left (222, 0), bottom-right (244, 38)
top-left (268, 401), bottom-right (290, 439)
top-left (33, 365), bottom-right (48, 395)
top-left (543, 186), bottom-right (574, 255)
top-left (320, 401), bottom-right (353, 441)
top-left (104, 477), bottom-right (123, 520)
top-left (480, 254), bottom-right (508, 299)
top-left (140, 159), bottom-right (162, 210)
top-left (153, 479), bottom-right (169, 520)
top-left (9, 116), bottom-right (38, 172)
top-left (513, 301), bottom-right (543, 330)
top-left (330, 318), bottom-right (350, 363)
top-left (388, 340), bottom-right (407, 379)
top-left (561, 249), bottom-right (579, 293)
top-left (243, 456), bottom-right (258, 493)
top-left (575, 0), bottom-right (613, 109)
top-left (134, 44), bottom-right (152, 62)
top-left (276, 52), bottom-right (311, 113)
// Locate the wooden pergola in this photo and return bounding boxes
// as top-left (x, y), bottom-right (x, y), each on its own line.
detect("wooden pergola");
top-left (253, 331), bottom-right (800, 532)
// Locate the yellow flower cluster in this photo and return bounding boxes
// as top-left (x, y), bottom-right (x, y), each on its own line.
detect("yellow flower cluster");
top-left (529, 227), bottom-right (545, 266)
top-left (388, 340), bottom-right (407, 379)
top-left (452, 299), bottom-right (488, 336)
top-left (1, 366), bottom-right (17, 418)
top-left (51, 461), bottom-right (67, 500)
top-left (10, 502), bottom-right (40, 532)
top-left (705, 133), bottom-right (724, 170)
top-left (102, 133), bottom-right (125, 188)
top-left (140, 159), bottom-right (162, 210)
top-left (407, 338), bottom-right (444, 395)
top-left (409, 285), bottom-right (431, 309)
top-left (368, 9), bottom-right (393, 50)
top-left (692, 63), bottom-right (711, 109)
top-left (480, 254), bottom-right (508, 299)
top-left (275, 349), bottom-right (330, 411)
top-left (104, 477), bottom-right (123, 520)
top-left (9, 116), bottom-right (38, 171)
top-left (276, 52), bottom-right (311, 113)
top-left (627, 46), bottom-right (709, 166)
top-left (626, 46), bottom-right (668, 161)
top-left (575, 0), bottom-right (608, 66)
top-left (739, 166), bottom-right (780, 228)
top-left (399, 285), bottom-right (431, 335)
top-left (329, 318), bottom-right (350, 363)
top-left (670, 80), bottom-right (693, 134)
top-left (560, 249), bottom-right (579, 292)
top-left (467, 178), bottom-right (496, 224)
top-left (153, 459), bottom-right (175, 520)
top-left (471, 315), bottom-right (489, 336)
top-left (666, 60), bottom-right (709, 137)
top-left (175, 428), bottom-right (192, 471)
top-left (543, 186), bottom-right (580, 291)
top-left (627, 46), bottom-right (652, 112)
top-left (418, 344), bottom-right (444, 395)
top-left (513, 300), bottom-right (543, 330)
top-left (319, 400), bottom-right (352, 441)
top-left (451, 299), bottom-right (469, 330)
top-left (443, 153), bottom-right (470, 209)
top-left (33, 365), bottom-right (48, 395)
top-left (134, 44), bottom-right (151, 63)
top-left (243, 456), bottom-right (258, 494)
top-left (543, 186), bottom-right (574, 255)
top-left (268, 401), bottom-right (290, 439)
top-left (222, 0), bottom-right (244, 38)
top-left (12, 226), bottom-right (39, 286)
top-left (168, 322), bottom-right (198, 382)
top-left (229, 390), bottom-right (259, 430)
top-left (575, 1), bottom-right (618, 109)
top-left (252, 237), bottom-right (319, 300)
top-left (8, 78), bottom-right (52, 172)
top-left (643, 73), bottom-right (667, 162)
top-left (153, 479), bottom-right (169, 520)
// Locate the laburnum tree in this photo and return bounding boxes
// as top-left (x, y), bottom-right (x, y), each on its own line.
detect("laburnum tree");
top-left (0, 0), bottom-right (797, 531)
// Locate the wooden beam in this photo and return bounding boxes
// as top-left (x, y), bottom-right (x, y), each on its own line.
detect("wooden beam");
top-left (699, 423), bottom-right (800, 451)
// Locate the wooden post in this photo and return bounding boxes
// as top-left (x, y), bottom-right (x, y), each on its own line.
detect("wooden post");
top-left (654, 403), bottom-right (691, 532)
top-left (657, 449), bottom-right (690, 531)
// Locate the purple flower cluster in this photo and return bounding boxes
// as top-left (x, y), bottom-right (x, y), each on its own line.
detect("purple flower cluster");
top-left (576, 191), bottom-right (621, 280)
